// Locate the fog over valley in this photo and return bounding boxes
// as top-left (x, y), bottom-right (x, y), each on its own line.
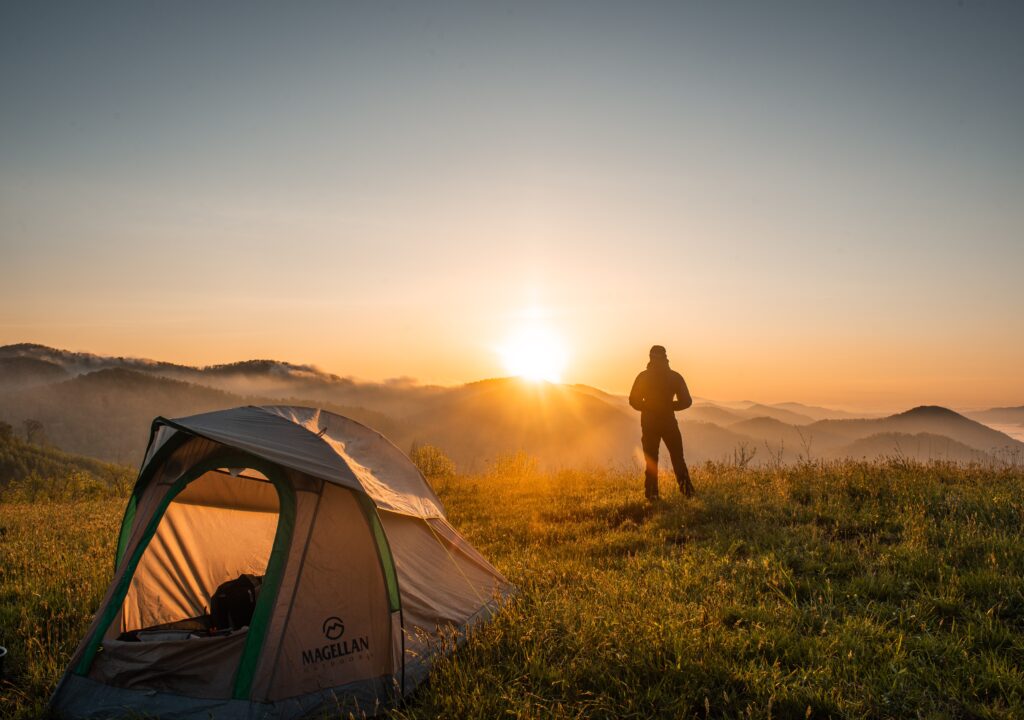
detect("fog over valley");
top-left (2, 344), bottom-right (1020, 471)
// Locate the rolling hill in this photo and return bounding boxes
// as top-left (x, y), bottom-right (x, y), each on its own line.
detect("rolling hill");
top-left (727, 416), bottom-right (847, 461)
top-left (0, 343), bottom-right (444, 417)
top-left (831, 432), bottom-right (993, 463)
top-left (0, 368), bottom-right (403, 466)
top-left (0, 357), bottom-right (69, 390)
top-left (0, 368), bottom-right (243, 464)
top-left (810, 406), bottom-right (1021, 455)
top-left (0, 363), bottom-right (767, 469)
top-left (743, 404), bottom-right (815, 425)
top-left (965, 405), bottom-right (1024, 425)
top-left (1, 344), bottom-right (1020, 470)
top-left (395, 378), bottom-right (638, 470)
top-left (687, 404), bottom-right (749, 426)
top-left (768, 401), bottom-right (871, 421)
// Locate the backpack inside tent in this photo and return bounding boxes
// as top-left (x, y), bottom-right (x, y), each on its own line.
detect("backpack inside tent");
top-left (49, 405), bottom-right (512, 719)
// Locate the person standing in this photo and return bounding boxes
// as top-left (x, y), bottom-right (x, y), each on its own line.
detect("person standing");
top-left (629, 345), bottom-right (695, 500)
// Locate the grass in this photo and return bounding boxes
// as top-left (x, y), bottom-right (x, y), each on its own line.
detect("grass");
top-left (1, 459), bottom-right (1023, 718)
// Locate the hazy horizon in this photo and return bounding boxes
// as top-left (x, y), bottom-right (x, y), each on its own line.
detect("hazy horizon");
top-left (2, 3), bottom-right (1022, 411)
top-left (2, 339), bottom-right (1020, 415)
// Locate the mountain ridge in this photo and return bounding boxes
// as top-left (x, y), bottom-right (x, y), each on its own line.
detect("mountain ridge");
top-left (1, 345), bottom-right (1020, 469)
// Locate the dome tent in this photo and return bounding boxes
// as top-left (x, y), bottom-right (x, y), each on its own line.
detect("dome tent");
top-left (50, 406), bottom-right (511, 719)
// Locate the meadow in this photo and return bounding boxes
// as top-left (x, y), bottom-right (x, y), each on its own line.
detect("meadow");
top-left (1, 457), bottom-right (1022, 719)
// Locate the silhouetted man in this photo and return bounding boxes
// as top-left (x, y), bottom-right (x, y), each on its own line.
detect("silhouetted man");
top-left (629, 345), bottom-right (695, 500)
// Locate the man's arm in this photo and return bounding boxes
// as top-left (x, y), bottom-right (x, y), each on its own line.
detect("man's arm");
top-left (628, 373), bottom-right (645, 411)
top-left (673, 374), bottom-right (693, 411)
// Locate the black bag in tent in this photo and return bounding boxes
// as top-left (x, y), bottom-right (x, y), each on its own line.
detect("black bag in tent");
top-left (210, 574), bottom-right (263, 630)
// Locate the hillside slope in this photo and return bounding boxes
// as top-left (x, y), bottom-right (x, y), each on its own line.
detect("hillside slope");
top-left (2, 344), bottom-right (1019, 469)
top-left (810, 406), bottom-right (1023, 455)
top-left (396, 378), bottom-right (638, 470)
top-left (0, 343), bottom-right (444, 416)
top-left (0, 427), bottom-right (132, 492)
top-left (0, 357), bottom-right (69, 390)
top-left (0, 369), bottom-right (401, 465)
top-left (0, 369), bottom-right (242, 463)
top-left (966, 405), bottom-right (1024, 425)
top-left (829, 432), bottom-right (994, 463)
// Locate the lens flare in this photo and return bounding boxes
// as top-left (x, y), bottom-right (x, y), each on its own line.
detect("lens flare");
top-left (499, 325), bottom-right (568, 383)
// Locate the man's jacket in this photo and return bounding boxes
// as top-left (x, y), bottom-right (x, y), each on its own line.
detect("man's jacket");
top-left (629, 359), bottom-right (692, 422)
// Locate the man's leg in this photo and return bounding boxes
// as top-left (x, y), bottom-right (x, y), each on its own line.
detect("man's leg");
top-left (640, 425), bottom-right (661, 500)
top-left (664, 421), bottom-right (695, 496)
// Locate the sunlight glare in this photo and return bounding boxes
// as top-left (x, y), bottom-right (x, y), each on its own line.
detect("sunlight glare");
top-left (500, 324), bottom-right (568, 383)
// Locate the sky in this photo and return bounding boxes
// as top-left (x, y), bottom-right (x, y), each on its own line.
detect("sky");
top-left (1, 1), bottom-right (1022, 411)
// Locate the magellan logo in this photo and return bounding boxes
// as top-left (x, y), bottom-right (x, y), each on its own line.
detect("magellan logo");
top-left (322, 616), bottom-right (345, 640)
top-left (301, 615), bottom-right (371, 667)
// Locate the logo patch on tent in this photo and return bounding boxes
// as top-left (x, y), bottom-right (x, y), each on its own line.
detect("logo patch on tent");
top-left (301, 616), bottom-right (371, 668)
top-left (322, 616), bottom-right (345, 640)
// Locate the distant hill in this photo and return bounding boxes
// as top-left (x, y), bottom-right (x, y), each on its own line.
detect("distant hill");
top-left (2, 344), bottom-right (1019, 470)
top-left (0, 356), bottom-right (69, 390)
top-left (725, 416), bottom-right (847, 462)
top-left (0, 367), bottom-right (403, 465)
top-left (811, 406), bottom-right (1023, 455)
top-left (767, 401), bottom-right (869, 421)
top-left (961, 405), bottom-right (1024, 444)
top-left (965, 406), bottom-right (1024, 426)
top-left (687, 406), bottom-right (1024, 464)
top-left (0, 342), bottom-right (193, 379)
top-left (831, 432), bottom-right (993, 464)
top-left (569, 383), bottom-right (634, 414)
top-left (0, 343), bottom-right (444, 417)
top-left (394, 378), bottom-right (638, 471)
top-left (744, 404), bottom-right (815, 425)
top-left (687, 404), bottom-right (748, 426)
top-left (397, 379), bottom-right (784, 470)
top-left (677, 421), bottom-right (763, 464)
top-left (0, 368), bottom-right (243, 463)
top-left (687, 401), bottom-right (864, 427)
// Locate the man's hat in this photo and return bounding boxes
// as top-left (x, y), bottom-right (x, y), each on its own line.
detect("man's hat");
top-left (649, 345), bottom-right (667, 358)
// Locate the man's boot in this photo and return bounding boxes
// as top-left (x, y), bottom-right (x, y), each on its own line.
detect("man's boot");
top-left (677, 464), bottom-right (695, 497)
top-left (645, 471), bottom-right (659, 501)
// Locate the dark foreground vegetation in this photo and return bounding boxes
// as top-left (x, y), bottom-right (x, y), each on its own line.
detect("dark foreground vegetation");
top-left (1, 458), bottom-right (1022, 719)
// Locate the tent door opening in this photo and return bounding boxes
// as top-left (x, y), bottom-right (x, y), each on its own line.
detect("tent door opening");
top-left (77, 451), bottom-right (295, 700)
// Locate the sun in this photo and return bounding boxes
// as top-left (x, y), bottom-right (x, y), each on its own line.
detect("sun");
top-left (499, 324), bottom-right (568, 383)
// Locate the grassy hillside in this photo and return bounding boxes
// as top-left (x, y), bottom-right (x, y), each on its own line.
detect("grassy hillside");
top-left (0, 428), bottom-right (133, 500)
top-left (1, 459), bottom-right (1022, 718)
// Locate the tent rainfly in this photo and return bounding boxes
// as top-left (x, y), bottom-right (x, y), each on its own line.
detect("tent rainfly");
top-left (50, 405), bottom-right (512, 719)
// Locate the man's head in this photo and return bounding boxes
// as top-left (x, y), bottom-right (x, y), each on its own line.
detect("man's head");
top-left (649, 345), bottom-right (668, 360)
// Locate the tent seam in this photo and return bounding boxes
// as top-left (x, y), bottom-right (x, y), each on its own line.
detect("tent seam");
top-left (261, 479), bottom-right (325, 698)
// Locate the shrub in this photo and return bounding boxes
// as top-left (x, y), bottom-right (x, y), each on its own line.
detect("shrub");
top-left (488, 450), bottom-right (539, 481)
top-left (409, 443), bottom-right (457, 479)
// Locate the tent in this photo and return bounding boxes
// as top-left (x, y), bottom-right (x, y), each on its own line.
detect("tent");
top-left (50, 405), bottom-right (512, 719)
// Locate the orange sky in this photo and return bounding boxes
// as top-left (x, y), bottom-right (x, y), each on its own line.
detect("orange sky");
top-left (3, 285), bottom-right (1020, 412)
top-left (2, 4), bottom-right (1022, 412)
